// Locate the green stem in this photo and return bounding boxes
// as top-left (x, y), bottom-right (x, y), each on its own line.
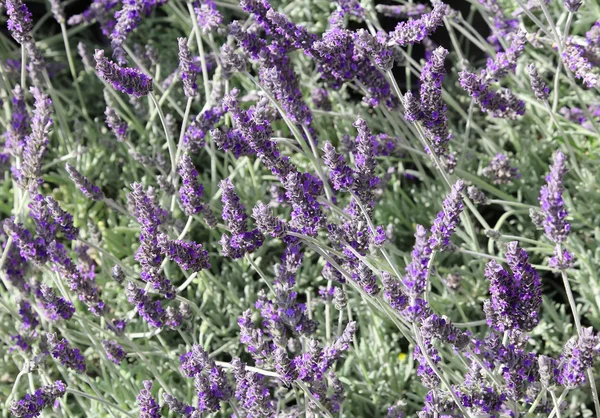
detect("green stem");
top-left (150, 94), bottom-right (177, 174)
top-left (66, 389), bottom-right (135, 417)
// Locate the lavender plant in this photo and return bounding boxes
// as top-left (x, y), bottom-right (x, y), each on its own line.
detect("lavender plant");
top-left (1, 0), bottom-right (600, 416)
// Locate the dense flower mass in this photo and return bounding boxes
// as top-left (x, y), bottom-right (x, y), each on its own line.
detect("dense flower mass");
top-left (94, 49), bottom-right (153, 96)
top-left (539, 150), bottom-right (570, 244)
top-left (3, 1), bottom-right (600, 417)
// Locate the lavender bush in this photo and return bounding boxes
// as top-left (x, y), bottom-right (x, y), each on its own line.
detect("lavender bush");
top-left (1, 0), bottom-right (600, 416)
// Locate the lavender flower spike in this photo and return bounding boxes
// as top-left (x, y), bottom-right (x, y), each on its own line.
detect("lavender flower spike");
top-left (10, 380), bottom-right (66, 418)
top-left (178, 153), bottom-right (206, 216)
top-left (47, 333), bottom-right (87, 373)
top-left (13, 87), bottom-right (53, 190)
top-left (138, 381), bottom-right (161, 418)
top-left (46, 196), bottom-right (78, 240)
top-left (94, 49), bottom-right (153, 97)
top-left (178, 37), bottom-right (198, 97)
top-left (66, 163), bottom-right (105, 201)
top-left (105, 106), bottom-right (129, 142)
top-left (527, 63), bottom-right (550, 101)
top-left (429, 179), bottom-right (465, 251)
top-left (559, 327), bottom-right (598, 388)
top-left (539, 150), bottom-right (570, 244)
top-left (157, 233), bottom-right (210, 272)
top-left (220, 178), bottom-right (249, 236)
top-left (6, 0), bottom-right (33, 45)
top-left (419, 46), bottom-right (451, 157)
top-left (102, 340), bottom-right (127, 364)
top-left (388, 2), bottom-right (448, 47)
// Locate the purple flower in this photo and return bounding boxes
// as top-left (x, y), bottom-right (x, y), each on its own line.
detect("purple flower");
top-left (105, 106), bottom-right (128, 142)
top-left (312, 88), bottom-right (332, 111)
top-left (550, 246), bottom-right (574, 270)
top-left (558, 328), bottom-right (598, 388)
top-left (163, 393), bottom-right (195, 415)
top-left (375, 3), bottom-right (430, 19)
top-left (12, 87), bottom-right (53, 190)
top-left (220, 178), bottom-right (249, 235)
top-left (68, 0), bottom-right (119, 38)
top-left (421, 313), bottom-right (470, 350)
top-left (354, 29), bottom-right (394, 71)
top-left (483, 242), bottom-right (541, 332)
top-left (562, 42), bottom-right (599, 89)
top-left (178, 37), bottom-right (198, 97)
top-left (6, 0), bottom-right (33, 45)
top-left (3, 218), bottom-right (48, 265)
top-left (195, 0), bottom-right (222, 33)
top-left (28, 193), bottom-right (57, 245)
top-left (219, 178), bottom-right (264, 258)
top-left (10, 380), bottom-right (66, 418)
top-left (403, 91), bottom-right (423, 122)
top-left (179, 344), bottom-right (232, 411)
top-left (482, 153), bottom-right (520, 184)
top-left (539, 150), bottom-right (570, 244)
top-left (158, 234), bottom-right (210, 272)
top-left (39, 283), bottom-right (75, 321)
top-left (102, 340), bottom-right (127, 364)
top-left (459, 70), bottom-right (525, 119)
top-left (388, 2), bottom-right (448, 47)
top-left (222, 89), bottom-right (295, 179)
top-left (65, 163), bottom-right (104, 201)
top-left (312, 27), bottom-right (395, 107)
top-left (318, 321), bottom-right (357, 374)
top-left (252, 202), bottom-right (287, 238)
top-left (126, 281), bottom-right (166, 327)
top-left (284, 171), bottom-right (324, 236)
top-left (48, 333), bottom-right (86, 373)
top-left (564, 0), bottom-right (583, 11)
top-left (335, 0), bottom-right (364, 19)
top-left (48, 241), bottom-right (105, 315)
top-left (137, 381), bottom-right (161, 418)
top-left (429, 179), bottom-right (465, 251)
top-left (382, 272), bottom-right (408, 312)
top-left (178, 154), bottom-right (206, 215)
top-left (5, 84), bottom-right (29, 155)
top-left (94, 49), bottom-right (153, 97)
top-left (46, 196), bottom-right (78, 240)
top-left (2, 235), bottom-right (28, 292)
top-left (352, 118), bottom-right (380, 211)
top-left (352, 262), bottom-right (380, 296)
top-left (484, 30), bottom-right (526, 81)
top-left (129, 183), bottom-right (174, 298)
top-left (110, 0), bottom-right (143, 64)
top-left (414, 338), bottom-right (441, 389)
top-left (323, 141), bottom-right (354, 191)
top-left (527, 63), bottom-right (550, 101)
top-left (232, 358), bottom-right (275, 416)
top-left (18, 300), bottom-right (38, 329)
top-left (402, 225), bottom-right (432, 298)
top-left (219, 44), bottom-right (246, 78)
top-left (418, 47), bottom-right (452, 157)
top-left (183, 105), bottom-right (225, 153)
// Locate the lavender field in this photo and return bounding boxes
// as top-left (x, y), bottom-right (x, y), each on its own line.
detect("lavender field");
top-left (1, 0), bottom-right (600, 416)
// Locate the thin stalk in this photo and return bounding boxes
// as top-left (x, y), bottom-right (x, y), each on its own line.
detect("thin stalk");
top-left (557, 243), bottom-right (600, 418)
top-left (66, 389), bottom-right (135, 417)
top-left (174, 96), bottom-right (194, 169)
top-left (60, 22), bottom-right (88, 118)
top-left (412, 323), bottom-right (475, 418)
top-left (150, 94), bottom-right (177, 173)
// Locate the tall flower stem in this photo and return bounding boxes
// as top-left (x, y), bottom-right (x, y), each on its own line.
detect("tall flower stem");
top-left (60, 22), bottom-right (88, 119)
top-left (558, 244), bottom-right (600, 418)
top-left (412, 323), bottom-right (475, 418)
top-left (150, 94), bottom-right (177, 174)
